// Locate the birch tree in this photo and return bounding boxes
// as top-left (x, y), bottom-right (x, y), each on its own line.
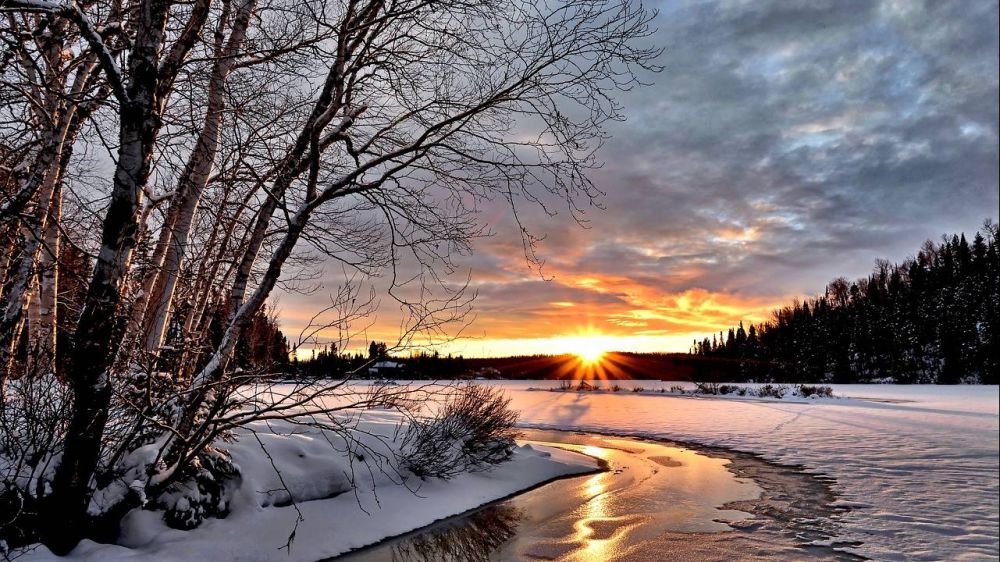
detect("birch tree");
top-left (1, 0), bottom-right (659, 552)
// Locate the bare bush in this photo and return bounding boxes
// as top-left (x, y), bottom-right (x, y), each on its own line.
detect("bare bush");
top-left (757, 384), bottom-right (788, 399)
top-left (695, 382), bottom-right (721, 395)
top-left (798, 385), bottom-right (834, 398)
top-left (0, 375), bottom-right (70, 547)
top-left (717, 384), bottom-right (739, 395)
top-left (401, 386), bottom-right (520, 480)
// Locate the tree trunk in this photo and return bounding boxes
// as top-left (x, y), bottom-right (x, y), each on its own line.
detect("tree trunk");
top-left (40, 0), bottom-right (177, 551)
top-left (26, 185), bottom-right (61, 375)
top-left (140, 0), bottom-right (256, 353)
top-left (0, 152), bottom-right (65, 372)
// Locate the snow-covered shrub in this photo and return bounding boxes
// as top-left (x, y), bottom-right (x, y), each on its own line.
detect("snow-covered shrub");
top-left (668, 385), bottom-right (686, 393)
top-left (401, 386), bottom-right (519, 480)
top-left (631, 386), bottom-right (645, 393)
top-left (717, 384), bottom-right (739, 395)
top-left (694, 382), bottom-right (720, 395)
top-left (155, 448), bottom-right (239, 530)
top-left (610, 384), bottom-right (623, 392)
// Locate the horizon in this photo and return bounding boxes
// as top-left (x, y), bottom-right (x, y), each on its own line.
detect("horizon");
top-left (287, 221), bottom-right (997, 359)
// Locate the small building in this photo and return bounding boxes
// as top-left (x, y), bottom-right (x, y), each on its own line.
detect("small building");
top-left (367, 361), bottom-right (403, 377)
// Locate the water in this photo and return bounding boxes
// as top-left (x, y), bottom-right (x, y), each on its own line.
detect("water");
top-left (336, 429), bottom-right (807, 561)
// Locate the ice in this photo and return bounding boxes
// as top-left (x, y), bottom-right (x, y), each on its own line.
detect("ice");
top-left (501, 381), bottom-right (1000, 561)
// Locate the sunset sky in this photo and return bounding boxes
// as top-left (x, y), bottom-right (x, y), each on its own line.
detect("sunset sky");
top-left (278, 0), bottom-right (999, 358)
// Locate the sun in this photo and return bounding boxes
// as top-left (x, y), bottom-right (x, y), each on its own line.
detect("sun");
top-left (561, 334), bottom-right (610, 365)
top-left (575, 346), bottom-right (606, 365)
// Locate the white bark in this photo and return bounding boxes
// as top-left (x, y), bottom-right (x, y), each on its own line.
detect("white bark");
top-left (26, 185), bottom-right (61, 374)
top-left (140, 0), bottom-right (257, 353)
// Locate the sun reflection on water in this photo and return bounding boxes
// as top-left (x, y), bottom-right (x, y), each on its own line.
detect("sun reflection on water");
top-left (567, 444), bottom-right (628, 561)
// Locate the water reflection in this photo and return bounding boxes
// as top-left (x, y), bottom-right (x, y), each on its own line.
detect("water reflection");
top-left (573, 453), bottom-right (616, 560)
top-left (386, 504), bottom-right (523, 562)
top-left (340, 431), bottom-right (765, 561)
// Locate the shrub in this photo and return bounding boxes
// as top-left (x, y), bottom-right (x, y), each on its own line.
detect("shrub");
top-left (0, 374), bottom-right (70, 549)
top-left (400, 386), bottom-right (519, 480)
top-left (756, 384), bottom-right (788, 399)
top-left (575, 381), bottom-right (596, 391)
top-left (668, 385), bottom-right (686, 394)
top-left (157, 449), bottom-right (239, 530)
top-left (631, 386), bottom-right (645, 393)
top-left (798, 385), bottom-right (834, 398)
top-left (694, 382), bottom-right (720, 395)
top-left (610, 384), bottom-right (623, 392)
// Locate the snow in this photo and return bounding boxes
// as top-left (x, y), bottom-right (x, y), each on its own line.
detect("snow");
top-left (499, 381), bottom-right (1000, 561)
top-left (19, 410), bottom-right (596, 562)
top-left (13, 382), bottom-right (998, 561)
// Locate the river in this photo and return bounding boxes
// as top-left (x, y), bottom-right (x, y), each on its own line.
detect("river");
top-left (336, 429), bottom-right (860, 561)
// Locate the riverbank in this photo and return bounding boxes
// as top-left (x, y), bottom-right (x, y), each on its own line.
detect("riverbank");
top-left (14, 416), bottom-right (598, 562)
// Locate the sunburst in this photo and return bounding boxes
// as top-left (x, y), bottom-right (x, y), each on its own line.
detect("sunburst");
top-left (561, 334), bottom-right (610, 366)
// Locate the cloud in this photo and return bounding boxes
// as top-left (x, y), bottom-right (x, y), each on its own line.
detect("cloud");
top-left (278, 0), bottom-right (999, 355)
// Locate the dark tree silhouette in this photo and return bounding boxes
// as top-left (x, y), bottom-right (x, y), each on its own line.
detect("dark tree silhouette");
top-left (695, 223), bottom-right (999, 384)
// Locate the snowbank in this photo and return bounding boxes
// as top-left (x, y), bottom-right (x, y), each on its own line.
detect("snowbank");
top-left (19, 413), bottom-right (597, 562)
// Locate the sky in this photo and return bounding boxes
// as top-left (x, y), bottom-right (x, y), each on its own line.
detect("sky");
top-left (278, 0), bottom-right (1000, 358)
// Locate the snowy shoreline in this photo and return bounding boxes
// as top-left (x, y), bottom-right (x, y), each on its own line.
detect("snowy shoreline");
top-left (17, 416), bottom-right (598, 562)
top-left (12, 381), bottom-right (998, 561)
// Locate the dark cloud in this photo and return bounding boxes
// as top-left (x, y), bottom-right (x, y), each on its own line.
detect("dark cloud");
top-left (557, 0), bottom-right (1000, 295)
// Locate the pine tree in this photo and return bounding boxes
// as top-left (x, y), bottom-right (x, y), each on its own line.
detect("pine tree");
top-left (696, 225), bottom-right (999, 384)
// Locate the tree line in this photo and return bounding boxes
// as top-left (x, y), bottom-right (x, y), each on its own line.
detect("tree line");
top-left (692, 223), bottom-right (999, 384)
top-left (296, 342), bottom-right (471, 379)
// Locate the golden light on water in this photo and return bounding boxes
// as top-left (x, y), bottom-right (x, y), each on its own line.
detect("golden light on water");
top-left (568, 443), bottom-right (636, 562)
top-left (574, 449), bottom-right (613, 561)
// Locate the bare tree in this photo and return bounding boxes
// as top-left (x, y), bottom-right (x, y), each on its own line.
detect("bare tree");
top-left (1, 0), bottom-right (659, 553)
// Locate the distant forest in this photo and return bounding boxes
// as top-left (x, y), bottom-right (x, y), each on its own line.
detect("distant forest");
top-left (693, 224), bottom-right (999, 384)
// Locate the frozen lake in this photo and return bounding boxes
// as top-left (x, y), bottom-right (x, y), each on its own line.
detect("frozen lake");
top-left (494, 381), bottom-right (999, 561)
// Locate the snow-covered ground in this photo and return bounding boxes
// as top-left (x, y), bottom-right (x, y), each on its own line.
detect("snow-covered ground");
top-left (15, 382), bottom-right (998, 561)
top-left (18, 410), bottom-right (596, 562)
top-left (501, 381), bottom-right (1000, 561)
